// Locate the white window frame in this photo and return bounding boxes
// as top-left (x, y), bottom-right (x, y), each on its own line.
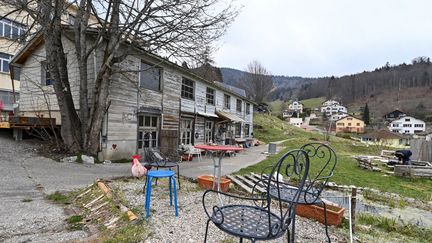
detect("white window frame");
top-left (204, 121), bottom-right (214, 144)
top-left (0, 53), bottom-right (12, 73)
top-left (0, 18), bottom-right (26, 39)
top-left (180, 118), bottom-right (193, 145)
top-left (181, 78), bottom-right (194, 100)
top-left (224, 94), bottom-right (231, 109)
top-left (137, 114), bottom-right (160, 150)
top-left (206, 87), bottom-right (215, 105)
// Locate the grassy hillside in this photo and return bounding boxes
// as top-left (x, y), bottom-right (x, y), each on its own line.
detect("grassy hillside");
top-left (251, 114), bottom-right (432, 201)
top-left (300, 97), bottom-right (326, 109)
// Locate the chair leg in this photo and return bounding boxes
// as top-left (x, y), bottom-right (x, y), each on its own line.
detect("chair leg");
top-left (176, 164), bottom-right (181, 190)
top-left (286, 228), bottom-right (290, 243)
top-left (169, 175), bottom-right (173, 206)
top-left (142, 174), bottom-right (148, 194)
top-left (323, 202), bottom-right (331, 243)
top-left (204, 219), bottom-right (211, 242)
top-left (173, 176), bottom-right (178, 217)
top-left (239, 238), bottom-right (243, 243)
top-left (290, 214), bottom-right (296, 243)
top-left (145, 177), bottom-right (153, 218)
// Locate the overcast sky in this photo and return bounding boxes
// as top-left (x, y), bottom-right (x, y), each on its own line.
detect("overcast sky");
top-left (213, 0), bottom-right (432, 77)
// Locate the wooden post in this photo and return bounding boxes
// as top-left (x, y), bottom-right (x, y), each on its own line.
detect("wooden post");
top-left (351, 188), bottom-right (357, 234)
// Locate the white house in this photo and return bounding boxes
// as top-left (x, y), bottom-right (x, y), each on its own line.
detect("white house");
top-left (289, 117), bottom-right (303, 128)
top-left (322, 100), bottom-right (340, 106)
top-left (388, 116), bottom-right (426, 135)
top-left (329, 112), bottom-right (348, 121)
top-left (288, 101), bottom-right (303, 114)
top-left (321, 104), bottom-right (348, 116)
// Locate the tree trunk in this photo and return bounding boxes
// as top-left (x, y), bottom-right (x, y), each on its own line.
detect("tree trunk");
top-left (41, 1), bottom-right (82, 152)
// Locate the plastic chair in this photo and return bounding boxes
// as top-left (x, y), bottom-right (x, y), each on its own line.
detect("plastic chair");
top-left (145, 170), bottom-right (178, 218)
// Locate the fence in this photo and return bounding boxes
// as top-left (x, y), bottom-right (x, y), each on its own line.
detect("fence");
top-left (411, 139), bottom-right (432, 162)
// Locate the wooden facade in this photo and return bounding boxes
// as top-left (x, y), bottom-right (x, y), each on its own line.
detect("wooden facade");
top-left (12, 33), bottom-right (254, 160)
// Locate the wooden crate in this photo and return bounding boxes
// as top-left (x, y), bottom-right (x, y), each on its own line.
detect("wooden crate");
top-left (394, 165), bottom-right (432, 178)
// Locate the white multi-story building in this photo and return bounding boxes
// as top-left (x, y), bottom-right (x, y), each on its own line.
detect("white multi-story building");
top-left (288, 117), bottom-right (303, 128)
top-left (388, 116), bottom-right (426, 135)
top-left (322, 100), bottom-right (340, 106)
top-left (288, 101), bottom-right (303, 114)
top-left (321, 104), bottom-right (347, 116)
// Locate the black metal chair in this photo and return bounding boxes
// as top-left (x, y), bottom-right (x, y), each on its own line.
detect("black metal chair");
top-left (142, 148), bottom-right (182, 191)
top-left (202, 149), bottom-right (310, 243)
top-left (266, 142), bottom-right (337, 242)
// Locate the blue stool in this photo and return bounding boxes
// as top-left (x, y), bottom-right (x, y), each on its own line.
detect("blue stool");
top-left (145, 170), bottom-right (179, 218)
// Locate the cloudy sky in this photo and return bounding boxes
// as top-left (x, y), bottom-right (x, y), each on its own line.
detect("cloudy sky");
top-left (213, 0), bottom-right (432, 77)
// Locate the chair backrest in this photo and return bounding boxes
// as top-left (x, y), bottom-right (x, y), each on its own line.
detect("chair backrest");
top-left (264, 149), bottom-right (310, 237)
top-left (299, 142), bottom-right (337, 204)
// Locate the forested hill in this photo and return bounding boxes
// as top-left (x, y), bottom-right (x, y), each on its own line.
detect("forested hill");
top-left (219, 67), bottom-right (321, 100)
top-left (219, 59), bottom-right (432, 117)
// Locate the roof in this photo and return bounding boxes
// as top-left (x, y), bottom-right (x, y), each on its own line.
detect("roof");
top-left (11, 27), bottom-right (256, 104)
top-left (215, 110), bottom-right (245, 123)
top-left (361, 130), bottom-right (404, 139)
top-left (335, 115), bottom-right (363, 123)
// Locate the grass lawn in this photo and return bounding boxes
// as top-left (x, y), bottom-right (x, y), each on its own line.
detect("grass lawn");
top-left (249, 114), bottom-right (432, 201)
top-left (300, 97), bottom-right (326, 109)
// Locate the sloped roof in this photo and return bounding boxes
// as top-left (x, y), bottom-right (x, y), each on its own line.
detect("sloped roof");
top-left (361, 129), bottom-right (404, 139)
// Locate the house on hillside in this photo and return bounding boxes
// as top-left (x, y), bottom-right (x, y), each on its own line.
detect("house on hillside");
top-left (11, 30), bottom-right (254, 160)
top-left (322, 100), bottom-right (340, 106)
top-left (288, 117), bottom-right (303, 128)
top-left (288, 100), bottom-right (303, 114)
top-left (388, 116), bottom-right (425, 135)
top-left (335, 116), bottom-right (365, 133)
top-left (383, 109), bottom-right (406, 121)
top-left (329, 112), bottom-right (348, 121)
top-left (321, 103), bottom-right (348, 116)
top-left (360, 130), bottom-right (410, 148)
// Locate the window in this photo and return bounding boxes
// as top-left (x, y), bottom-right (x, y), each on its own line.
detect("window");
top-left (181, 78), bottom-right (194, 100)
top-left (41, 61), bottom-right (54, 85)
top-left (206, 87), bottom-right (214, 105)
top-left (236, 99), bottom-right (242, 112)
top-left (403, 124), bottom-right (412, 127)
top-left (68, 14), bottom-right (76, 25)
top-left (140, 61), bottom-right (161, 91)
top-left (337, 123), bottom-right (344, 126)
top-left (0, 17), bottom-right (26, 39)
top-left (244, 124), bottom-right (250, 137)
top-left (246, 103), bottom-right (250, 115)
top-left (180, 118), bottom-right (193, 145)
top-left (204, 121), bottom-right (214, 144)
top-left (414, 124), bottom-right (424, 127)
top-left (356, 123), bottom-right (360, 126)
top-left (348, 123), bottom-right (352, 126)
top-left (405, 118), bottom-right (410, 122)
top-left (0, 53), bottom-right (12, 73)
top-left (137, 115), bottom-right (160, 149)
top-left (224, 94), bottom-right (231, 109)
top-left (234, 123), bottom-right (241, 137)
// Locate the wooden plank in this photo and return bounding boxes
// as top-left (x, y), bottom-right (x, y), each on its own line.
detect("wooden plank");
top-left (226, 175), bottom-right (253, 194)
top-left (236, 175), bottom-right (266, 193)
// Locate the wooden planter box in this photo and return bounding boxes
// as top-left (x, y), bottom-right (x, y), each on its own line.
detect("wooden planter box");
top-left (197, 175), bottom-right (231, 192)
top-left (296, 204), bottom-right (345, 226)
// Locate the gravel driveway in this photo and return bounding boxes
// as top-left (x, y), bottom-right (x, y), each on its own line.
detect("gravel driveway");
top-left (0, 130), bottom-right (130, 242)
top-left (112, 179), bottom-right (347, 243)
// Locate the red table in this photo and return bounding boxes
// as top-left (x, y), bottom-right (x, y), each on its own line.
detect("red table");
top-left (194, 145), bottom-right (243, 193)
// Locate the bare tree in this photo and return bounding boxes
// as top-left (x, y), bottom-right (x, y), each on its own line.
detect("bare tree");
top-left (239, 60), bottom-right (273, 104)
top-left (4, 0), bottom-right (239, 155)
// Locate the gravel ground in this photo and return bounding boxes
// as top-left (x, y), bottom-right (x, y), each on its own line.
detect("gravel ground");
top-left (0, 131), bottom-right (129, 242)
top-left (112, 179), bottom-right (347, 243)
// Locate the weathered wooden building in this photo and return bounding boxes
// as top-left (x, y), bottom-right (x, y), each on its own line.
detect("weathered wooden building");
top-left (11, 32), bottom-right (254, 160)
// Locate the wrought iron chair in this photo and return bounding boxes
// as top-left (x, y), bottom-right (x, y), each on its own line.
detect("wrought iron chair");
top-left (142, 148), bottom-right (182, 191)
top-left (202, 149), bottom-right (310, 243)
top-left (266, 142), bottom-right (337, 242)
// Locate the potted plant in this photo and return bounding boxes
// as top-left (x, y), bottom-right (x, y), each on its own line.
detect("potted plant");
top-left (197, 175), bottom-right (231, 192)
top-left (296, 203), bottom-right (345, 226)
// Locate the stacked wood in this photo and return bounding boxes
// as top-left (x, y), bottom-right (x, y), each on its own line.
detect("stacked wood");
top-left (354, 157), bottom-right (381, 172)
